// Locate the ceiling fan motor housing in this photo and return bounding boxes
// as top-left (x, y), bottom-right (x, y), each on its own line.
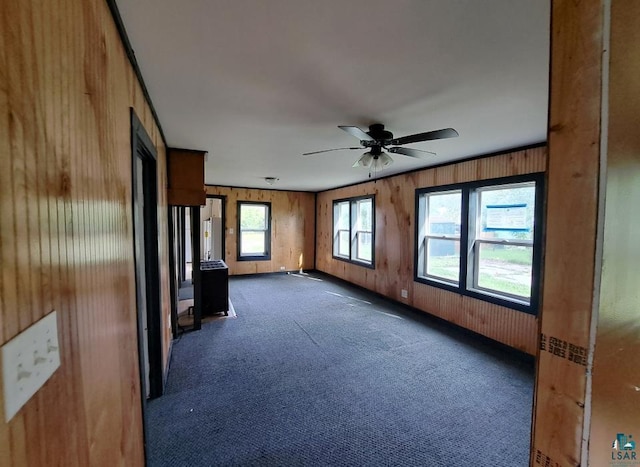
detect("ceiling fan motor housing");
top-left (362, 123), bottom-right (394, 147)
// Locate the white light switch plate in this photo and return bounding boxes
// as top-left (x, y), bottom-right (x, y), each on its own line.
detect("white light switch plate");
top-left (2, 311), bottom-right (60, 422)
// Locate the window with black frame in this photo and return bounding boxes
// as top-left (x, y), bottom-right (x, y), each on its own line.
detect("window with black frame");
top-left (333, 196), bottom-right (375, 267)
top-left (415, 174), bottom-right (544, 313)
top-left (237, 201), bottom-right (271, 260)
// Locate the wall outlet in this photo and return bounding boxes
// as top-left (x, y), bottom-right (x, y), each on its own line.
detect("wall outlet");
top-left (280, 266), bottom-right (286, 271)
top-left (401, 289), bottom-right (408, 299)
top-left (2, 311), bottom-right (60, 422)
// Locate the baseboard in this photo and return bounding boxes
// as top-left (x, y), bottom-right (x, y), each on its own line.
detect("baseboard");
top-left (231, 269), bottom-right (318, 278)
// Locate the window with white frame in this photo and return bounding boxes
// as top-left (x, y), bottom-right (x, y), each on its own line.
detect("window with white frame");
top-left (416, 190), bottom-right (462, 284)
top-left (333, 196), bottom-right (375, 267)
top-left (237, 202), bottom-right (271, 260)
top-left (334, 201), bottom-right (350, 259)
top-left (470, 182), bottom-right (536, 301)
top-left (415, 174), bottom-right (543, 313)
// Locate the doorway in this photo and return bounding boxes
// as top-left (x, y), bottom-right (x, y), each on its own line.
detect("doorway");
top-left (175, 206), bottom-right (202, 330)
top-left (174, 196), bottom-right (226, 332)
top-left (179, 197), bottom-right (225, 276)
top-left (131, 110), bottom-right (163, 401)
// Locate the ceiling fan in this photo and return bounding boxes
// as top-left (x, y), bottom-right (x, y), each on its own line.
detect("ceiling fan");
top-left (303, 123), bottom-right (459, 170)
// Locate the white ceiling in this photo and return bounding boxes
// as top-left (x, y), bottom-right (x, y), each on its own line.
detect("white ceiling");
top-left (116, 0), bottom-right (550, 192)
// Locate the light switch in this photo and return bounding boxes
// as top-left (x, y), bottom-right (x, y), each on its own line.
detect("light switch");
top-left (2, 311), bottom-right (60, 422)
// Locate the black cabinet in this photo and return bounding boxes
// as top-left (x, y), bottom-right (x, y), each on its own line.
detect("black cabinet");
top-left (199, 260), bottom-right (229, 316)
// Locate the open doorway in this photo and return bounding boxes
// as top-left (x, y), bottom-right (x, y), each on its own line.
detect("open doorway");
top-left (176, 207), bottom-right (196, 329)
top-left (176, 196), bottom-right (226, 331)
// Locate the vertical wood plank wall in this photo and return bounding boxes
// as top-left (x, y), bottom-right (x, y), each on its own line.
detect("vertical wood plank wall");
top-left (587, 1), bottom-right (640, 464)
top-left (205, 186), bottom-right (316, 275)
top-left (530, 2), bottom-right (604, 466)
top-left (0, 0), bottom-right (170, 465)
top-left (316, 147), bottom-right (546, 355)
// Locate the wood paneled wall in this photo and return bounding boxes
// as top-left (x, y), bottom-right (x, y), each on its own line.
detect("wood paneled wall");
top-left (1, 0), bottom-right (170, 465)
top-left (588, 2), bottom-right (640, 464)
top-left (316, 147), bottom-right (546, 355)
top-left (531, 1), bottom-right (640, 466)
top-left (530, 2), bottom-right (603, 465)
top-left (588, 1), bottom-right (640, 466)
top-left (205, 186), bottom-right (315, 275)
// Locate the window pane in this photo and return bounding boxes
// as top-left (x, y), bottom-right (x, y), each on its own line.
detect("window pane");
top-left (426, 238), bottom-right (460, 283)
top-left (338, 230), bottom-right (349, 257)
top-left (479, 183), bottom-right (535, 241)
top-left (476, 243), bottom-right (532, 299)
top-left (240, 204), bottom-right (267, 230)
top-left (240, 231), bottom-right (266, 255)
top-left (357, 199), bottom-right (372, 231)
top-left (427, 191), bottom-right (461, 236)
top-left (336, 202), bottom-right (350, 230)
top-left (356, 231), bottom-right (372, 262)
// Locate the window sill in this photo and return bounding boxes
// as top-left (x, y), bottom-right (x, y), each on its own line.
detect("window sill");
top-left (332, 255), bottom-right (374, 270)
top-left (237, 255), bottom-right (271, 262)
top-left (414, 275), bottom-right (535, 315)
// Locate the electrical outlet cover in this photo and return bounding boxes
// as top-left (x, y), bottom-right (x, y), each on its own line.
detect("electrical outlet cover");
top-left (2, 311), bottom-right (60, 422)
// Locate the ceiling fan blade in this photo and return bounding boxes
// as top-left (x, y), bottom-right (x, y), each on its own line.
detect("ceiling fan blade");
top-left (391, 128), bottom-right (459, 146)
top-left (302, 147), bottom-right (361, 156)
top-left (388, 147), bottom-right (436, 159)
top-left (338, 125), bottom-right (375, 142)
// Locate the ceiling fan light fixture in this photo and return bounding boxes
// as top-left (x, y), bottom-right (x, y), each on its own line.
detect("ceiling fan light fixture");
top-left (354, 151), bottom-right (394, 170)
top-left (355, 152), bottom-right (374, 168)
top-left (374, 152), bottom-right (393, 170)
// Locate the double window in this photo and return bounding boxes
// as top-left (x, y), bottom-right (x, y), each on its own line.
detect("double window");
top-left (333, 196), bottom-right (375, 267)
top-left (237, 201), bottom-right (271, 260)
top-left (415, 174), bottom-right (544, 313)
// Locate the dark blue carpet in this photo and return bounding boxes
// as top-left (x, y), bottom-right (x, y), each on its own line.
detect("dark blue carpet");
top-left (147, 272), bottom-right (534, 466)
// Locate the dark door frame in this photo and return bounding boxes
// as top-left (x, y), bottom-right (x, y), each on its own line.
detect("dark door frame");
top-left (178, 207), bottom-right (186, 282)
top-left (131, 109), bottom-right (163, 403)
top-left (190, 206), bottom-right (202, 330)
top-left (167, 206), bottom-right (179, 339)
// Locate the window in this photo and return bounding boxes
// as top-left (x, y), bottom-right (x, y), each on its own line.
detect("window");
top-left (416, 190), bottom-right (462, 285)
top-left (415, 174), bottom-right (544, 313)
top-left (334, 201), bottom-right (350, 258)
top-left (333, 196), bottom-right (375, 267)
top-left (237, 202), bottom-right (271, 260)
top-left (471, 183), bottom-right (536, 301)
